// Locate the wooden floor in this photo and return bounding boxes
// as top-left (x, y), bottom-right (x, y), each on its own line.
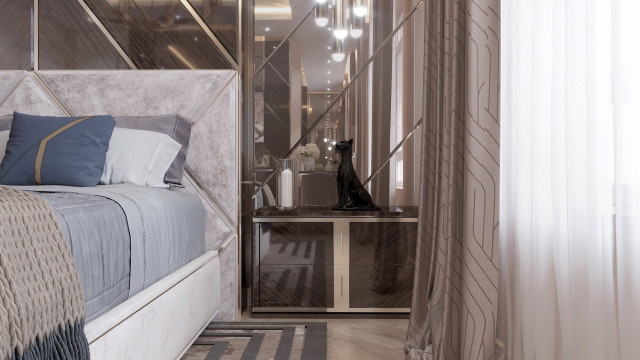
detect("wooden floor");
top-left (241, 312), bottom-right (409, 360)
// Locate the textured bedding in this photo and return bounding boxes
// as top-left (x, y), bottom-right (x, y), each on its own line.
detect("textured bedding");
top-left (0, 186), bottom-right (89, 360)
top-left (16, 184), bottom-right (206, 322)
top-left (31, 192), bottom-right (131, 322)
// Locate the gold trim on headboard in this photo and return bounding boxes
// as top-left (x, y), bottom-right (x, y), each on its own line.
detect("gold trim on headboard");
top-left (34, 116), bottom-right (93, 185)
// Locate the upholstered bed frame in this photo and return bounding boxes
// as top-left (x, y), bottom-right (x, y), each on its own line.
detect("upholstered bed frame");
top-left (0, 70), bottom-right (240, 359)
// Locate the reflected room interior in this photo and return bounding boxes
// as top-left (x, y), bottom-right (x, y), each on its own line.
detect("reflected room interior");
top-left (250, 0), bottom-right (422, 315)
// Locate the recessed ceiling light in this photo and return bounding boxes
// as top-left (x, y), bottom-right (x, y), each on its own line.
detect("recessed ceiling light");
top-left (316, 0), bottom-right (327, 3)
top-left (327, 71), bottom-right (331, 74)
top-left (327, 60), bottom-right (331, 63)
top-left (327, 80), bottom-right (330, 83)
top-left (327, 88), bottom-right (331, 91)
top-left (265, 27), bottom-right (271, 32)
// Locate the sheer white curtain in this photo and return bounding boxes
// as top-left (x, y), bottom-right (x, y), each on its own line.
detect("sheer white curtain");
top-left (498, 0), bottom-right (640, 359)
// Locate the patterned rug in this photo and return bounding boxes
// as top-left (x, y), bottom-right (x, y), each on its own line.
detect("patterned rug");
top-left (181, 322), bottom-right (327, 360)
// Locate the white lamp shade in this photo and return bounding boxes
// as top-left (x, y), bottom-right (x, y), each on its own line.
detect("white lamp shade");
top-left (353, 6), bottom-right (367, 16)
top-left (350, 28), bottom-right (363, 38)
top-left (315, 2), bottom-right (330, 27)
top-left (353, 0), bottom-right (367, 16)
top-left (349, 11), bottom-right (364, 38)
top-left (316, 17), bottom-right (329, 26)
top-left (332, 0), bottom-right (348, 39)
top-left (332, 37), bottom-right (345, 62)
top-left (333, 29), bottom-right (348, 39)
top-left (332, 52), bottom-right (345, 62)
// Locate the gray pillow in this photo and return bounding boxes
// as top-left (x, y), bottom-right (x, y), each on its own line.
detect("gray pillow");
top-left (114, 114), bottom-right (191, 185)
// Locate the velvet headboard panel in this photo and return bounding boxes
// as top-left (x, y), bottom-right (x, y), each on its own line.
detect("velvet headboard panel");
top-left (0, 70), bottom-right (240, 321)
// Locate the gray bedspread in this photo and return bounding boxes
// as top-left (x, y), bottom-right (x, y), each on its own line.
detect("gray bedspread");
top-left (15, 184), bottom-right (206, 322)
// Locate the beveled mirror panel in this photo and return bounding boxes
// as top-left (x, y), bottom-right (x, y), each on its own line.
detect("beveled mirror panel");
top-left (252, 0), bottom-right (425, 208)
top-left (84, 0), bottom-right (232, 69)
top-left (39, 0), bottom-right (130, 69)
top-left (0, 0), bottom-right (33, 70)
top-left (189, 0), bottom-right (239, 61)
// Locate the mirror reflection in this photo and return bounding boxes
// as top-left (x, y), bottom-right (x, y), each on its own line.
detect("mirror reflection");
top-left (253, 0), bottom-right (423, 207)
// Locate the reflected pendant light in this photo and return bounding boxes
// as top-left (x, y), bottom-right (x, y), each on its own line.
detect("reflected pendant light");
top-left (332, 0), bottom-right (348, 39)
top-left (332, 37), bottom-right (345, 62)
top-left (350, 10), bottom-right (364, 38)
top-left (315, 2), bottom-right (330, 27)
top-left (353, 0), bottom-right (367, 17)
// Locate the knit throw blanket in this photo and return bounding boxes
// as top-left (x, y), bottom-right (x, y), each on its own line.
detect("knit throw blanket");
top-left (0, 186), bottom-right (89, 360)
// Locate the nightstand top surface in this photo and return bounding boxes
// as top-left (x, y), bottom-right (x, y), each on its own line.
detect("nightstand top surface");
top-left (253, 205), bottom-right (419, 218)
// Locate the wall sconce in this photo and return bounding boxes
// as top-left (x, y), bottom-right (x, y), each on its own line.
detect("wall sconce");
top-left (332, 0), bottom-right (348, 39)
top-left (315, 2), bottom-right (330, 27)
top-left (350, 13), bottom-right (364, 38)
top-left (331, 38), bottom-right (345, 62)
top-left (352, 0), bottom-right (367, 17)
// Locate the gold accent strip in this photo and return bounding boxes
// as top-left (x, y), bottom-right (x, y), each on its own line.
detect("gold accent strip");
top-left (34, 116), bottom-right (93, 185)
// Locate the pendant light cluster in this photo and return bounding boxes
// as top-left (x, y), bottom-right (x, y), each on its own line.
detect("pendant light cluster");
top-left (315, 0), bottom-right (368, 62)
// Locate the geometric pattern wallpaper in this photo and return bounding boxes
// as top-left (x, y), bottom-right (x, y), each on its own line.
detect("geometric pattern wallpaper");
top-left (405, 0), bottom-right (500, 358)
top-left (0, 70), bottom-right (240, 321)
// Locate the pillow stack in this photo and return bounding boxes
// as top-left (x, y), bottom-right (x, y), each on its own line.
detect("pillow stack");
top-left (0, 112), bottom-right (190, 188)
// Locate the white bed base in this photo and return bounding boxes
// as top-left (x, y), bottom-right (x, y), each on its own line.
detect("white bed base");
top-left (85, 250), bottom-right (221, 360)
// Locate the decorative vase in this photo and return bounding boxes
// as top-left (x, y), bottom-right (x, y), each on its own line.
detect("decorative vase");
top-left (302, 156), bottom-right (315, 172)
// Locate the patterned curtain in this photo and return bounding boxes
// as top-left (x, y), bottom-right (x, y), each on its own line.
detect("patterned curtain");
top-left (405, 0), bottom-right (500, 359)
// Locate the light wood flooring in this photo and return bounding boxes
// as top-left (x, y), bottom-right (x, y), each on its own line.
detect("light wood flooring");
top-left (241, 312), bottom-right (409, 360)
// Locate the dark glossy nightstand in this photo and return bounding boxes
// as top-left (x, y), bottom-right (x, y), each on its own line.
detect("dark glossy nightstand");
top-left (252, 206), bottom-right (418, 313)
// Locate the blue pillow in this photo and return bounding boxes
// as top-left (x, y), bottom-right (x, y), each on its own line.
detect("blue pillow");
top-left (0, 112), bottom-right (115, 187)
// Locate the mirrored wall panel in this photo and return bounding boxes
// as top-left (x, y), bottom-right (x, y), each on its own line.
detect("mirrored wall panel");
top-left (253, 0), bottom-right (424, 208)
top-left (84, 0), bottom-right (231, 69)
top-left (0, 0), bottom-right (240, 70)
top-left (189, 0), bottom-right (240, 61)
top-left (0, 0), bottom-right (32, 70)
top-left (39, 0), bottom-right (129, 69)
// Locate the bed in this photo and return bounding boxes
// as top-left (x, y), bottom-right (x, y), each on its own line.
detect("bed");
top-left (0, 70), bottom-right (240, 360)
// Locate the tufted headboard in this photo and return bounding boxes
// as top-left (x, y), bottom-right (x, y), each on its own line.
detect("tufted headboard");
top-left (0, 70), bottom-right (240, 320)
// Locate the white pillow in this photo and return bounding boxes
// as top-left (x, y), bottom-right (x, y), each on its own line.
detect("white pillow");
top-left (0, 130), bottom-right (9, 163)
top-left (100, 128), bottom-right (181, 188)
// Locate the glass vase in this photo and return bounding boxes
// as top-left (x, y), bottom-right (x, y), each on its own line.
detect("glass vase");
top-left (276, 159), bottom-right (299, 210)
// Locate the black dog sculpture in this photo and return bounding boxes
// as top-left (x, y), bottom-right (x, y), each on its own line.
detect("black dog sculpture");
top-left (334, 139), bottom-right (380, 210)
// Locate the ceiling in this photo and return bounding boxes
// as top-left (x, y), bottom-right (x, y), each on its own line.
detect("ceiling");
top-left (255, 0), bottom-right (363, 92)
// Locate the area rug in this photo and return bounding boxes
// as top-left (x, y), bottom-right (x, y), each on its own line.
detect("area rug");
top-left (181, 322), bottom-right (327, 360)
